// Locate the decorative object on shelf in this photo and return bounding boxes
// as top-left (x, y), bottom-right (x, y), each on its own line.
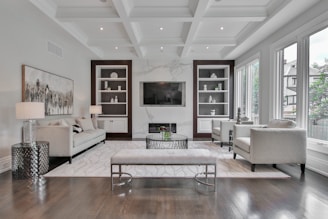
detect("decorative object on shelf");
top-left (118, 85), bottom-right (121, 91)
top-left (107, 87), bottom-right (111, 90)
top-left (211, 109), bottom-right (216, 115)
top-left (16, 102), bottom-right (45, 145)
top-left (22, 65), bottom-right (74, 115)
top-left (110, 97), bottom-right (114, 103)
top-left (241, 116), bottom-right (249, 122)
top-left (209, 95), bottom-right (212, 103)
top-left (114, 96), bottom-right (118, 103)
top-left (110, 72), bottom-right (118, 78)
top-left (203, 84), bottom-right (207, 91)
top-left (218, 83), bottom-right (222, 90)
top-left (212, 99), bottom-right (216, 103)
top-left (215, 87), bottom-right (219, 91)
top-left (210, 73), bottom-right (217, 78)
top-left (236, 107), bottom-right (241, 124)
top-left (104, 81), bottom-right (108, 89)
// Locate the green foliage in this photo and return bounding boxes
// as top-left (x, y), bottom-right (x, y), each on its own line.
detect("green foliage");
top-left (309, 67), bottom-right (328, 123)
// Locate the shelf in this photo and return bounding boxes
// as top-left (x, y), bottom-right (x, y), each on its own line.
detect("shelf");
top-left (98, 77), bottom-right (127, 81)
top-left (198, 90), bottom-right (228, 93)
top-left (199, 102), bottom-right (228, 104)
top-left (198, 78), bottom-right (229, 81)
top-left (99, 90), bottom-right (127, 93)
top-left (100, 102), bottom-right (127, 104)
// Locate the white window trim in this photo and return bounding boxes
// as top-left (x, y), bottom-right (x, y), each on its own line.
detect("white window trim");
top-left (235, 53), bottom-right (260, 122)
top-left (271, 10), bottom-right (328, 148)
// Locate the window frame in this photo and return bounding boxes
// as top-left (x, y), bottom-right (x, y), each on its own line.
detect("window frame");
top-left (271, 12), bottom-right (328, 148)
top-left (235, 55), bottom-right (260, 124)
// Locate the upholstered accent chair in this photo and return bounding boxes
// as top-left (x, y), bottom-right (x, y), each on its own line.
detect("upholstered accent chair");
top-left (233, 119), bottom-right (307, 173)
top-left (212, 119), bottom-right (254, 150)
top-left (212, 120), bottom-right (236, 149)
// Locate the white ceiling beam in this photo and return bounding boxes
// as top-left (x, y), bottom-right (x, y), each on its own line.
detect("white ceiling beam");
top-left (193, 38), bottom-right (237, 46)
top-left (56, 7), bottom-right (120, 22)
top-left (205, 7), bottom-right (267, 22)
top-left (180, 0), bottom-right (212, 58)
top-left (112, 0), bottom-right (144, 58)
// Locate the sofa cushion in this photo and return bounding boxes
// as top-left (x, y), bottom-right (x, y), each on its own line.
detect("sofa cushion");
top-left (267, 119), bottom-right (296, 128)
top-left (234, 137), bottom-right (251, 153)
top-left (212, 127), bottom-right (221, 136)
top-left (73, 129), bottom-right (106, 147)
top-left (77, 118), bottom-right (95, 130)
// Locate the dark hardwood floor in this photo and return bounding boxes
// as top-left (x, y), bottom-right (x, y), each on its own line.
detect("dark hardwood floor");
top-left (0, 164), bottom-right (327, 219)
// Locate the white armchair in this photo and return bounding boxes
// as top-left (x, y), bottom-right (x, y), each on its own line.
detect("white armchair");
top-left (233, 119), bottom-right (307, 173)
top-left (212, 120), bottom-right (236, 149)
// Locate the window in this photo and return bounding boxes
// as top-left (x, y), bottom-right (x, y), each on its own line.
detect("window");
top-left (276, 43), bottom-right (298, 120)
top-left (308, 27), bottom-right (328, 141)
top-left (235, 59), bottom-right (260, 124)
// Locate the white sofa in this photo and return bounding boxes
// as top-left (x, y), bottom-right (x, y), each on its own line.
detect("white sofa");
top-left (233, 119), bottom-right (307, 173)
top-left (36, 117), bottom-right (106, 163)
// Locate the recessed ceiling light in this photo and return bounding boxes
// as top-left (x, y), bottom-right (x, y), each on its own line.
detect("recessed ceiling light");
top-left (206, 46), bottom-right (209, 50)
top-left (115, 46), bottom-right (118, 50)
top-left (160, 46), bottom-right (164, 52)
top-left (159, 27), bottom-right (164, 31)
top-left (220, 26), bottom-right (224, 30)
top-left (100, 26), bottom-right (104, 31)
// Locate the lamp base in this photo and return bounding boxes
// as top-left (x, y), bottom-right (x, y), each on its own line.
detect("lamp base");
top-left (23, 120), bottom-right (36, 145)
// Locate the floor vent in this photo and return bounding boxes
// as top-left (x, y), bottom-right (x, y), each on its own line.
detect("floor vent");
top-left (47, 41), bottom-right (63, 58)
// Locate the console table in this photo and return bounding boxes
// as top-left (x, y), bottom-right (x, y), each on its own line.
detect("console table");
top-left (11, 141), bottom-right (49, 179)
top-left (146, 134), bottom-right (188, 149)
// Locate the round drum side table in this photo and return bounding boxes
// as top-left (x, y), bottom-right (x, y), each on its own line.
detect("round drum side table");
top-left (11, 141), bottom-right (49, 180)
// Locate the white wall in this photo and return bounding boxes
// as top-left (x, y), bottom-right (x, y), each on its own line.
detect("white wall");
top-left (132, 59), bottom-right (194, 139)
top-left (0, 0), bottom-right (96, 172)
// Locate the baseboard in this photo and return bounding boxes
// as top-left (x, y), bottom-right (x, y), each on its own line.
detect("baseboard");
top-left (0, 156), bottom-right (11, 174)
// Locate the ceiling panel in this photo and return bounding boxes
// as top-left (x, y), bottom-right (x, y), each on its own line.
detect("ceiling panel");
top-left (30, 0), bottom-right (320, 59)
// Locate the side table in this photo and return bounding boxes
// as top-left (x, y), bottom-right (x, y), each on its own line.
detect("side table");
top-left (11, 141), bottom-right (49, 180)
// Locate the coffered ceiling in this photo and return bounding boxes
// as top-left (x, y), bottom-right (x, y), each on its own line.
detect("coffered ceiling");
top-left (30, 0), bottom-right (319, 60)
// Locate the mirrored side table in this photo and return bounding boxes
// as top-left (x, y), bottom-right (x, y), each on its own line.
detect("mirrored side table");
top-left (11, 141), bottom-right (49, 180)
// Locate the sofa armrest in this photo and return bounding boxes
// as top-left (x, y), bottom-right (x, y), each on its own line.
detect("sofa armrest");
top-left (36, 125), bottom-right (73, 157)
top-left (250, 128), bottom-right (307, 163)
top-left (220, 121), bottom-right (236, 142)
top-left (233, 124), bottom-right (266, 138)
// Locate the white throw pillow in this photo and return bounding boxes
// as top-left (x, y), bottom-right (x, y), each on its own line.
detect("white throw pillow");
top-left (77, 118), bottom-right (95, 130)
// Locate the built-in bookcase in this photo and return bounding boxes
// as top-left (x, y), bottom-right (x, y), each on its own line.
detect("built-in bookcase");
top-left (91, 60), bottom-right (132, 139)
top-left (193, 60), bottom-right (234, 138)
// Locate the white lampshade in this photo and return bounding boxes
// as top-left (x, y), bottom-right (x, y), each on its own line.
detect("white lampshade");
top-left (89, 105), bottom-right (102, 114)
top-left (16, 102), bottom-right (45, 120)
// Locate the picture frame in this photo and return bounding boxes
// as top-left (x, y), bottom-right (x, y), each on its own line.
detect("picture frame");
top-left (22, 65), bottom-right (74, 116)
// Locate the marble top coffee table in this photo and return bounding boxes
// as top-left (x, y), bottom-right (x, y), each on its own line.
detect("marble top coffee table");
top-left (146, 133), bottom-right (188, 149)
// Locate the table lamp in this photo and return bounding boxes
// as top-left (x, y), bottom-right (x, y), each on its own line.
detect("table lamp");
top-left (89, 105), bottom-right (102, 118)
top-left (89, 105), bottom-right (102, 128)
top-left (16, 102), bottom-right (45, 145)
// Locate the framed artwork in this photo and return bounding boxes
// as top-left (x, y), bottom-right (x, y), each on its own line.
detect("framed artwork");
top-left (22, 65), bottom-right (74, 116)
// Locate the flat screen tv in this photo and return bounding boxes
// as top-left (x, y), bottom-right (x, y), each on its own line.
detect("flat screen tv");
top-left (141, 81), bottom-right (186, 106)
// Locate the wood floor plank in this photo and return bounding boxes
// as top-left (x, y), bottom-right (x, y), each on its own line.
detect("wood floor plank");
top-left (0, 164), bottom-right (327, 219)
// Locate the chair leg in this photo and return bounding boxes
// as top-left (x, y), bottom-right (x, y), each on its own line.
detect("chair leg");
top-left (300, 164), bottom-right (305, 174)
top-left (233, 153), bottom-right (236, 159)
top-left (251, 164), bottom-right (256, 172)
top-left (212, 138), bottom-right (214, 142)
top-left (220, 142), bottom-right (223, 147)
top-left (272, 164), bottom-right (277, 168)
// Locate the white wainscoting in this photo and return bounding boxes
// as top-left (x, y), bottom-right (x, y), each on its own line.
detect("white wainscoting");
top-left (306, 142), bottom-right (328, 177)
top-left (0, 156), bottom-right (11, 174)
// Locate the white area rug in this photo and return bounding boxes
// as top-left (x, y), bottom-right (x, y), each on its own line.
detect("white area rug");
top-left (45, 141), bottom-right (290, 178)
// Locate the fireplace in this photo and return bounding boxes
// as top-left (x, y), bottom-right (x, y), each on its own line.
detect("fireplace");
top-left (148, 123), bottom-right (177, 133)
